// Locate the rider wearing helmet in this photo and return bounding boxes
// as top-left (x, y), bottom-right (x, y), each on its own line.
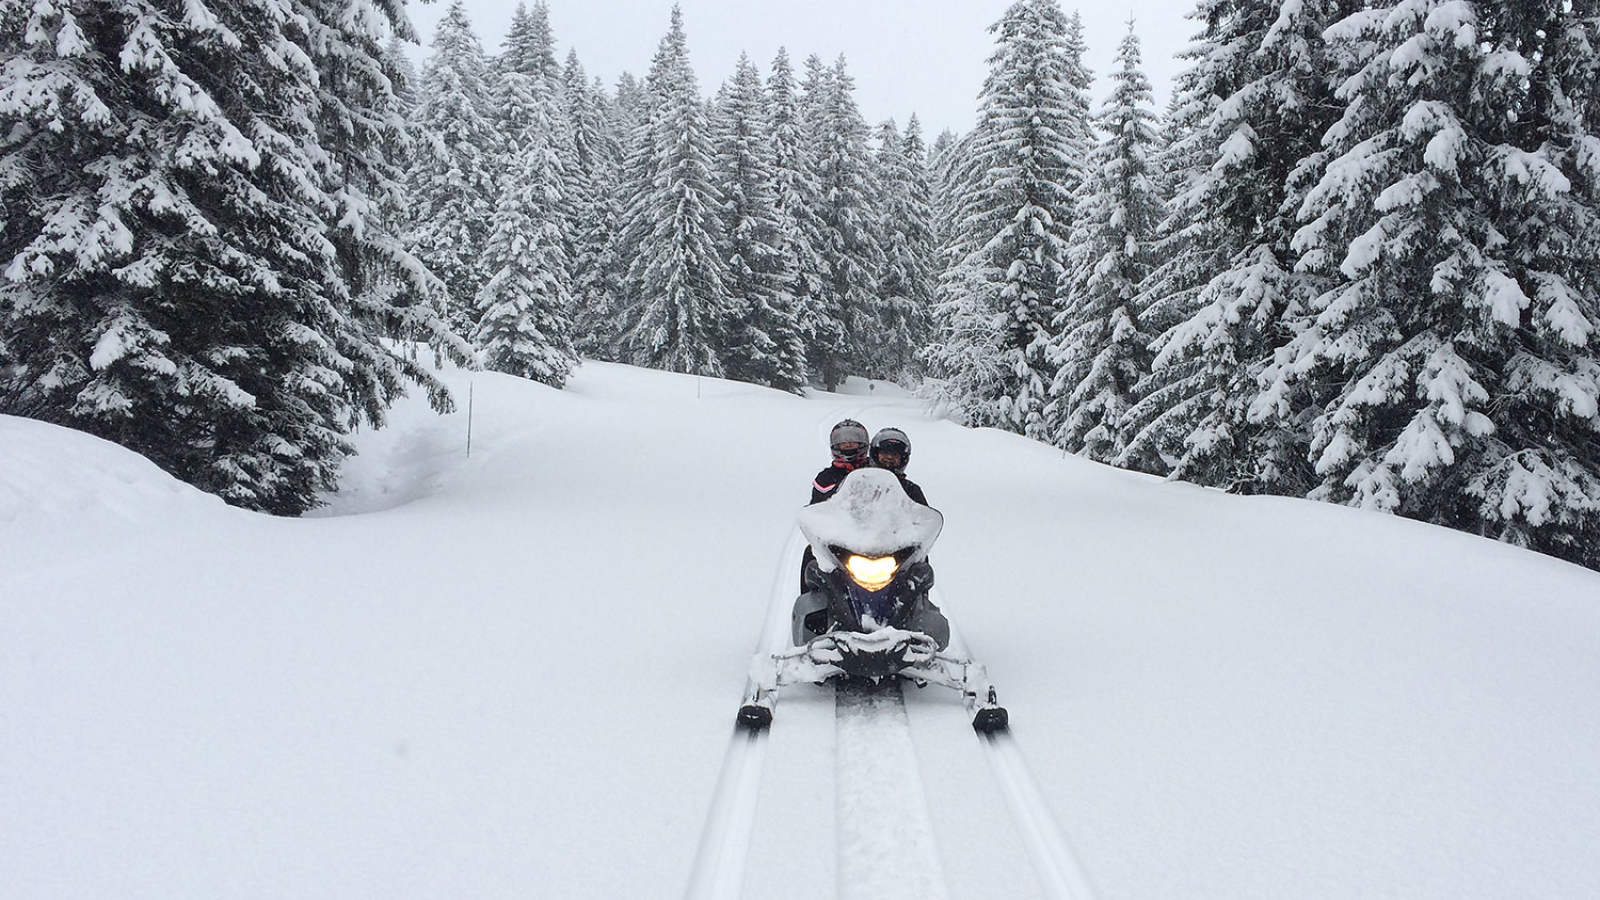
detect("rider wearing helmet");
top-left (869, 427), bottom-right (927, 505)
top-left (801, 419), bottom-right (871, 593)
top-left (810, 419), bottom-right (870, 504)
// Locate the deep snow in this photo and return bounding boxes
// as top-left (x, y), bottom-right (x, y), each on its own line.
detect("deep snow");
top-left (4, 358), bottom-right (1599, 899)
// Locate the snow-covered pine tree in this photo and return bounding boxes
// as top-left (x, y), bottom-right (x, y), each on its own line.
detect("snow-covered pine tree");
top-left (384, 35), bottom-right (420, 115)
top-left (925, 0), bottom-right (1087, 439)
top-left (711, 54), bottom-right (807, 392)
top-left (299, 0), bottom-right (470, 411)
top-left (926, 127), bottom-right (964, 252)
top-left (0, 0), bottom-right (458, 515)
top-left (1121, 0), bottom-right (1352, 489)
top-left (918, 126), bottom-right (996, 420)
top-left (472, 69), bottom-right (578, 386)
top-left (900, 119), bottom-right (939, 347)
top-left (564, 51), bottom-right (626, 362)
top-left (406, 0), bottom-right (498, 334)
top-left (610, 72), bottom-right (648, 141)
top-left (1275, 0), bottom-right (1600, 567)
top-left (766, 47), bottom-right (831, 386)
top-left (1049, 22), bottom-right (1164, 465)
top-left (808, 55), bottom-right (885, 389)
top-left (870, 118), bottom-right (935, 382)
top-left (1059, 11), bottom-right (1097, 197)
top-left (498, 1), bottom-right (560, 85)
top-left (616, 6), bottom-right (730, 375)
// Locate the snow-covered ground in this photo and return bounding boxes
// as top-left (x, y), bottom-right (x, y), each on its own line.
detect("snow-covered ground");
top-left (5, 359), bottom-right (1599, 900)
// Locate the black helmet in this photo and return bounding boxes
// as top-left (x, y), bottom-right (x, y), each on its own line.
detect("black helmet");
top-left (870, 427), bottom-right (911, 473)
top-left (829, 419), bottom-right (869, 465)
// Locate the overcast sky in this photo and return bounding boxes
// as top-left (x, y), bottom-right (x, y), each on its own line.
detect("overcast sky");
top-left (404, 0), bottom-right (1202, 139)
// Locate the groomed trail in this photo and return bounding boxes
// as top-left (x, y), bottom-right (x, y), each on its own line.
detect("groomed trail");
top-left (9, 363), bottom-right (1600, 900)
top-left (684, 450), bottom-right (1098, 900)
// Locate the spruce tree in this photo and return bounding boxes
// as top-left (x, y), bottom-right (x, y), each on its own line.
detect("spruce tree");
top-left (899, 118), bottom-right (939, 366)
top-left (809, 55), bottom-right (885, 389)
top-left (925, 0), bottom-right (1087, 439)
top-left (1279, 0), bottom-right (1600, 566)
top-left (1050, 23), bottom-right (1163, 465)
top-left (712, 54), bottom-right (807, 392)
top-left (1121, 0), bottom-right (1352, 489)
top-left (766, 48), bottom-right (830, 386)
top-left (871, 118), bottom-right (935, 382)
top-left (0, 0), bottom-right (458, 515)
top-left (406, 0), bottom-right (497, 334)
top-left (616, 6), bottom-right (729, 376)
top-left (302, 0), bottom-right (470, 415)
top-left (472, 70), bottom-right (578, 386)
top-left (564, 51), bottom-right (626, 362)
top-left (499, 1), bottom-right (560, 84)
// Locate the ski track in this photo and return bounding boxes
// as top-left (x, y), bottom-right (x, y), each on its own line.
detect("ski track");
top-left (684, 528), bottom-right (805, 900)
top-left (835, 682), bottom-right (951, 900)
top-left (946, 626), bottom-right (1099, 900)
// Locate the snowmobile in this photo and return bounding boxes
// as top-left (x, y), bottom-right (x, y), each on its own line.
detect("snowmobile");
top-left (738, 468), bottom-right (1008, 733)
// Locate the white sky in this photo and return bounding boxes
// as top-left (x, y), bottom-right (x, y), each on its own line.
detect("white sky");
top-left (403, 0), bottom-right (1201, 138)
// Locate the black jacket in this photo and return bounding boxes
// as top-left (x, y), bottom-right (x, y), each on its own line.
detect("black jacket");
top-left (894, 473), bottom-right (928, 506)
top-left (810, 461), bottom-right (928, 506)
top-left (809, 460), bottom-right (859, 504)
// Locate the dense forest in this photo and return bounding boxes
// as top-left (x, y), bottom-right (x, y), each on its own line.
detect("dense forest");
top-left (3, 0), bottom-right (1599, 571)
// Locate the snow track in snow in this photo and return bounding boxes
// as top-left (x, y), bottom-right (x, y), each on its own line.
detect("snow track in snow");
top-left (835, 681), bottom-right (950, 899)
top-left (945, 628), bottom-right (1097, 900)
top-left (683, 530), bottom-right (805, 900)
top-left (980, 731), bottom-right (1098, 900)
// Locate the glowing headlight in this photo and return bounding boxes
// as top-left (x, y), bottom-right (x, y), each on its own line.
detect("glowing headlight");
top-left (844, 554), bottom-right (899, 591)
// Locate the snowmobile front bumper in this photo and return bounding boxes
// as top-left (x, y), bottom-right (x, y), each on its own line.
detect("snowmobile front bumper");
top-left (737, 629), bottom-right (1008, 733)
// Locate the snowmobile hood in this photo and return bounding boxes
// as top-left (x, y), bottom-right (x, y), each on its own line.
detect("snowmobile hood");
top-left (797, 468), bottom-right (942, 570)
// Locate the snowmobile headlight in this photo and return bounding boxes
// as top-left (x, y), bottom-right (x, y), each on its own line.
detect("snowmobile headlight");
top-left (844, 554), bottom-right (898, 591)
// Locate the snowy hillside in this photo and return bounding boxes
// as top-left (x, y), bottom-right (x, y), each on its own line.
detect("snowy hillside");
top-left (5, 360), bottom-right (1600, 900)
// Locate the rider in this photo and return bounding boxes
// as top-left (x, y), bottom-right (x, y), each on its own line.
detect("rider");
top-left (868, 426), bottom-right (936, 612)
top-left (868, 426), bottom-right (927, 505)
top-left (811, 418), bottom-right (869, 504)
top-left (801, 419), bottom-right (871, 593)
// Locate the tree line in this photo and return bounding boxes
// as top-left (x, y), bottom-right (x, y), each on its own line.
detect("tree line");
top-left (402, 1), bottom-right (935, 396)
top-left (4, 0), bottom-right (1599, 573)
top-left (932, 0), bottom-right (1600, 571)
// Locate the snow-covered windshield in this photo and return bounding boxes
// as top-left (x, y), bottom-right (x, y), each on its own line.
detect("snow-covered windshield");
top-left (797, 468), bottom-right (942, 570)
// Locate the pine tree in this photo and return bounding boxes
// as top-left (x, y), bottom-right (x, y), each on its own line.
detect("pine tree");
top-left (1059, 12), bottom-right (1097, 197)
top-left (1050, 22), bottom-right (1164, 465)
top-left (472, 70), bottom-right (578, 386)
top-left (384, 35), bottom-right (420, 114)
top-left (871, 118), bottom-right (935, 382)
top-left (808, 55), bottom-right (885, 389)
top-left (616, 6), bottom-right (729, 375)
top-left (1277, 0), bottom-right (1600, 566)
top-left (564, 51), bottom-right (626, 362)
top-left (407, 0), bottom-right (497, 334)
top-left (301, 0), bottom-right (470, 414)
top-left (0, 0), bottom-right (460, 515)
top-left (900, 119), bottom-right (939, 356)
top-left (766, 47), bottom-right (830, 386)
top-left (498, 1), bottom-right (560, 84)
top-left (712, 54), bottom-right (807, 392)
top-left (926, 127), bottom-right (963, 252)
top-left (925, 0), bottom-right (1087, 439)
top-left (1121, 0), bottom-right (1352, 489)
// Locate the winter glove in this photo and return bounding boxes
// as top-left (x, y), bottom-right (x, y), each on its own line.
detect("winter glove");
top-left (802, 557), bottom-right (832, 593)
top-left (902, 559), bottom-right (934, 596)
